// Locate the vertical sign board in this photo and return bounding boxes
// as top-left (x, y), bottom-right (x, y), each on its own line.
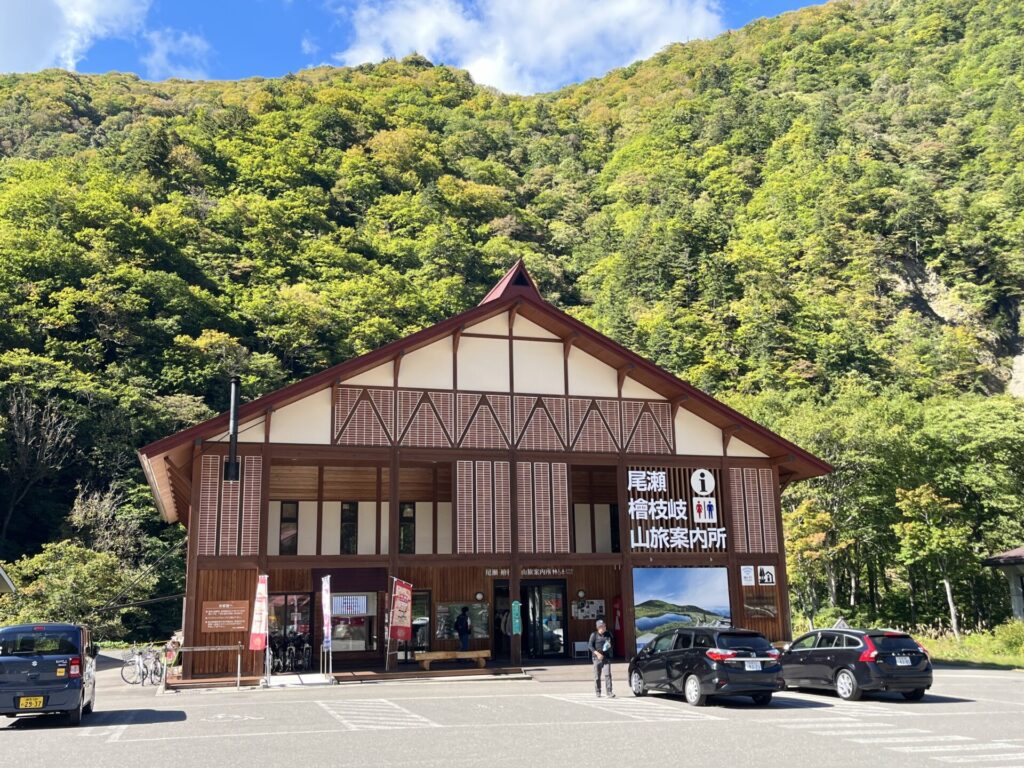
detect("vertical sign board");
top-left (388, 579), bottom-right (414, 641)
top-left (321, 576), bottom-right (332, 650)
top-left (626, 468), bottom-right (725, 551)
top-left (249, 574), bottom-right (269, 651)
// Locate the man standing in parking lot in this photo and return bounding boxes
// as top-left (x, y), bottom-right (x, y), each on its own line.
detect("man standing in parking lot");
top-left (589, 619), bottom-right (615, 698)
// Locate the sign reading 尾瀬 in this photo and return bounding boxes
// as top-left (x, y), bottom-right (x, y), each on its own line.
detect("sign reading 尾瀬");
top-left (627, 468), bottom-right (726, 551)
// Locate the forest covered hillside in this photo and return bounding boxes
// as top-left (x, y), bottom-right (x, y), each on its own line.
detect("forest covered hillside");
top-left (0, 0), bottom-right (1022, 638)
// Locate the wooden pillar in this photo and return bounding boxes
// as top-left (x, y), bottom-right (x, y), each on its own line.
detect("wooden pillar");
top-left (182, 439), bottom-right (203, 680)
top-left (616, 460), bottom-right (635, 657)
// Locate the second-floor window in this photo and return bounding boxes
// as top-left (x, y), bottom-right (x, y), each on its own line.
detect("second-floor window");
top-left (341, 501), bottom-right (358, 555)
top-left (399, 502), bottom-right (416, 554)
top-left (280, 501), bottom-right (298, 556)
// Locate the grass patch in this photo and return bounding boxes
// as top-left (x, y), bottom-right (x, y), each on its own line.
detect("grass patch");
top-left (923, 621), bottom-right (1024, 669)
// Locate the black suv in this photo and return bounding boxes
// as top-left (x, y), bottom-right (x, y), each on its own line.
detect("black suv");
top-left (0, 623), bottom-right (98, 725)
top-left (628, 627), bottom-right (783, 706)
top-left (779, 628), bottom-right (933, 701)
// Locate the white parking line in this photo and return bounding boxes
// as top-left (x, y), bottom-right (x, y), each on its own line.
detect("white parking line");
top-left (935, 754), bottom-right (1024, 763)
top-left (889, 743), bottom-right (1019, 754)
top-left (847, 735), bottom-right (972, 744)
top-left (544, 693), bottom-right (722, 721)
top-left (316, 699), bottom-right (440, 730)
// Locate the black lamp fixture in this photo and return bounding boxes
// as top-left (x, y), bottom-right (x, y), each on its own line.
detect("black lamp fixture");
top-left (224, 374), bottom-right (241, 481)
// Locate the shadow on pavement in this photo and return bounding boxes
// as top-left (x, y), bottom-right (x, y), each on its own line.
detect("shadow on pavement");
top-left (4, 709), bottom-right (186, 729)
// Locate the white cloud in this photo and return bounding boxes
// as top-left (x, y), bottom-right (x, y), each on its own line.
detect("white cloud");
top-left (0, 0), bottom-right (151, 73)
top-left (301, 35), bottom-right (320, 56)
top-left (331, 0), bottom-right (724, 94)
top-left (141, 28), bottom-right (212, 80)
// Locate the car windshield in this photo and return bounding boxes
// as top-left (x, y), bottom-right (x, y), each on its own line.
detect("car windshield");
top-left (874, 635), bottom-right (920, 653)
top-left (717, 633), bottom-right (772, 652)
top-left (0, 629), bottom-right (80, 656)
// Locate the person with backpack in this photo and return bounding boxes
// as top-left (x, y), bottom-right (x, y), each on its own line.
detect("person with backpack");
top-left (454, 606), bottom-right (472, 651)
top-left (589, 619), bottom-right (615, 698)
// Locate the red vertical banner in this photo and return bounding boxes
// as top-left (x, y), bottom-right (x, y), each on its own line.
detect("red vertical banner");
top-left (321, 575), bottom-right (332, 651)
top-left (249, 574), bottom-right (269, 651)
top-left (388, 579), bottom-right (413, 641)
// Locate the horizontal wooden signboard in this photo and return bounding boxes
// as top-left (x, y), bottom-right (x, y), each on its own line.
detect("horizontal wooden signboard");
top-left (201, 600), bottom-right (249, 633)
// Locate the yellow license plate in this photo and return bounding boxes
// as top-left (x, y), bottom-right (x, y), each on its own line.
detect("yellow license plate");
top-left (56, 667), bottom-right (66, 677)
top-left (18, 696), bottom-right (43, 709)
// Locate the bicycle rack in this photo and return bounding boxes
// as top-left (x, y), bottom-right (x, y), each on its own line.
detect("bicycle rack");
top-left (175, 643), bottom-right (245, 690)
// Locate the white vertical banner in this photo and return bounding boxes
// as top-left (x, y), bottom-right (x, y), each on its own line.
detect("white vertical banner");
top-left (249, 574), bottom-right (268, 651)
top-left (321, 575), bottom-right (332, 651)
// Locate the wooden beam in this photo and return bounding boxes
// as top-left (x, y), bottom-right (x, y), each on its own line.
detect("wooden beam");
top-left (616, 363), bottom-right (635, 396)
top-left (453, 325), bottom-right (463, 357)
top-left (164, 456), bottom-right (192, 500)
top-left (670, 394), bottom-right (689, 423)
top-left (770, 453), bottom-right (796, 467)
top-left (722, 424), bottom-right (742, 454)
top-left (393, 351), bottom-right (404, 386)
top-left (563, 332), bottom-right (578, 361)
top-left (509, 301), bottom-right (520, 331)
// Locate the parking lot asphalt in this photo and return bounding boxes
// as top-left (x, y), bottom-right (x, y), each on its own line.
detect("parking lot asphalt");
top-left (2, 654), bottom-right (1022, 768)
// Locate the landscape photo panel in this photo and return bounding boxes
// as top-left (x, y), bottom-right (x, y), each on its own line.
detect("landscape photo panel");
top-left (632, 567), bottom-right (731, 651)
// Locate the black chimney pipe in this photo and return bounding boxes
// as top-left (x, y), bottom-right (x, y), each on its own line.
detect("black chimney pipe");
top-left (224, 375), bottom-right (240, 481)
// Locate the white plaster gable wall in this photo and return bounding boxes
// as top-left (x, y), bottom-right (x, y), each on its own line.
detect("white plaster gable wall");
top-left (321, 501), bottom-right (342, 555)
top-left (727, 438), bottom-right (769, 458)
top-left (567, 347), bottom-right (618, 397)
top-left (210, 416), bottom-right (266, 443)
top-left (398, 337), bottom-right (453, 389)
top-left (341, 361), bottom-right (393, 387)
top-left (513, 339), bottom-right (565, 394)
top-left (269, 388), bottom-right (332, 444)
top-left (457, 336), bottom-right (510, 391)
top-left (513, 315), bottom-right (559, 339)
top-left (621, 377), bottom-right (665, 400)
top-left (674, 408), bottom-right (723, 456)
top-left (465, 311), bottom-right (508, 335)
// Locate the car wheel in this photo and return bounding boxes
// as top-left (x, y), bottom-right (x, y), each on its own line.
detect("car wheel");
top-left (902, 688), bottom-right (926, 701)
top-left (751, 692), bottom-right (773, 706)
top-left (630, 670), bottom-right (648, 697)
top-left (683, 675), bottom-right (707, 707)
top-left (835, 669), bottom-right (862, 701)
top-left (66, 695), bottom-right (83, 726)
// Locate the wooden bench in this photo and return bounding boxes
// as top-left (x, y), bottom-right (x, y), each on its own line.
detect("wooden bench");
top-left (415, 650), bottom-right (491, 670)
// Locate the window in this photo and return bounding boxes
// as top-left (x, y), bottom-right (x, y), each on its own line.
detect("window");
top-left (330, 592), bottom-right (378, 652)
top-left (693, 633), bottom-right (712, 649)
top-left (279, 501), bottom-right (298, 556)
top-left (609, 504), bottom-right (620, 553)
top-left (652, 633), bottom-right (675, 654)
top-left (843, 634), bottom-right (862, 649)
top-left (340, 501), bottom-right (358, 555)
top-left (399, 501), bottom-right (416, 554)
top-left (718, 633), bottom-right (773, 653)
top-left (674, 632), bottom-right (692, 650)
top-left (790, 634), bottom-right (817, 651)
top-left (816, 633), bottom-right (841, 649)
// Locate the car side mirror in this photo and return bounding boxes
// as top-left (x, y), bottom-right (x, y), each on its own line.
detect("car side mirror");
top-left (89, 644), bottom-right (98, 658)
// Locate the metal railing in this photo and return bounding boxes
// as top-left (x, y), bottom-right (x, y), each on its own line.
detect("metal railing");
top-left (174, 643), bottom-right (244, 690)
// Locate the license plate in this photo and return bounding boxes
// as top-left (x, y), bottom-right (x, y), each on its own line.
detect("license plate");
top-left (18, 696), bottom-right (43, 709)
top-left (744, 661), bottom-right (760, 671)
top-left (895, 656), bottom-right (911, 666)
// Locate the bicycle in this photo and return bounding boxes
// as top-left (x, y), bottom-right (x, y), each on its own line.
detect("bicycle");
top-left (120, 645), bottom-right (163, 685)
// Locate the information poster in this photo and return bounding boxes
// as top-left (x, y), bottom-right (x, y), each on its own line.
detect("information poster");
top-left (201, 601), bottom-right (249, 633)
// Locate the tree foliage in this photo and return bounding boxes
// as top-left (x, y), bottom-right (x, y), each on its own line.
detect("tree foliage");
top-left (0, 0), bottom-right (1023, 635)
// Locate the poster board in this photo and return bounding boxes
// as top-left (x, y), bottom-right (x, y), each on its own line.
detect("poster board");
top-left (201, 600), bottom-right (249, 633)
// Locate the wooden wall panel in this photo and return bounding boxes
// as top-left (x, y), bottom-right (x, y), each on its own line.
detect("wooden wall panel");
top-left (269, 568), bottom-right (312, 593)
top-left (269, 465), bottom-right (318, 500)
top-left (192, 568), bottom-right (260, 676)
top-left (565, 565), bottom-right (622, 652)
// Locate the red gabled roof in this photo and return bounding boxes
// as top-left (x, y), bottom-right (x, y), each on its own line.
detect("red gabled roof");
top-left (478, 258), bottom-right (541, 304)
top-left (139, 261), bottom-right (832, 522)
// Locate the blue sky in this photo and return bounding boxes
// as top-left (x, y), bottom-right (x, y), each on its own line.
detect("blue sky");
top-left (633, 567), bottom-right (731, 614)
top-left (0, 1), bottom-right (817, 94)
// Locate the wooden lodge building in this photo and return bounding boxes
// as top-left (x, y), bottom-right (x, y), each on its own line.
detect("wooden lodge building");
top-left (138, 262), bottom-right (830, 678)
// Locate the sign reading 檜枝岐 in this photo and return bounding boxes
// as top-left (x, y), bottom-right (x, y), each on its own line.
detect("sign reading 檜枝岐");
top-left (201, 601), bottom-right (249, 633)
top-left (627, 468), bottom-right (726, 552)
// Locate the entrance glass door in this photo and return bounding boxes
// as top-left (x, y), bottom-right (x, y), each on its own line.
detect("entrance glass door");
top-left (520, 581), bottom-right (567, 659)
top-left (268, 593), bottom-right (312, 673)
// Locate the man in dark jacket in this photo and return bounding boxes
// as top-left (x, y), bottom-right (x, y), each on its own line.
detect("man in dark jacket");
top-left (589, 619), bottom-right (615, 698)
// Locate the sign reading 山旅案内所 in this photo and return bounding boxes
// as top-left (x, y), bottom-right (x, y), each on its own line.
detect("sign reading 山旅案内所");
top-left (627, 468), bottom-right (727, 552)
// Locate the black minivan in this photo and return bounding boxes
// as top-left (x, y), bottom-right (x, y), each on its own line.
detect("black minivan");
top-left (0, 623), bottom-right (98, 725)
top-left (628, 627), bottom-right (783, 706)
top-left (780, 628), bottom-right (933, 701)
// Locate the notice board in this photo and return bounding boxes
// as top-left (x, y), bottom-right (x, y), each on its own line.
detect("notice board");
top-left (201, 600), bottom-right (249, 633)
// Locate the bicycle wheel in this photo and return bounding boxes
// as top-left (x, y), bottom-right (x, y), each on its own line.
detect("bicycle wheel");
top-left (121, 660), bottom-right (141, 685)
